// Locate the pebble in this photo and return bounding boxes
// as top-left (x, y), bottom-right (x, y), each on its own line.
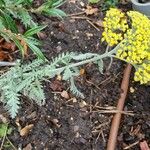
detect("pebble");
top-left (73, 125), bottom-right (79, 132)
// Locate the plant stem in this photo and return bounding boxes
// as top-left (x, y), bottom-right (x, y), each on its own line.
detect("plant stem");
top-left (0, 125), bottom-right (8, 150)
top-left (6, 136), bottom-right (17, 150)
top-left (0, 61), bottom-right (16, 66)
top-left (48, 49), bottom-right (116, 73)
top-left (106, 64), bottom-right (132, 150)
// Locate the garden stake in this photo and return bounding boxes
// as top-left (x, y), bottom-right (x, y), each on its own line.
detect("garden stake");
top-left (106, 64), bottom-right (132, 150)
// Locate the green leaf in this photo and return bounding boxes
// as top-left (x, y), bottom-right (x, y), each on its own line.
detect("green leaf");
top-left (17, 9), bottom-right (33, 27)
top-left (24, 26), bottom-right (46, 37)
top-left (52, 0), bottom-right (65, 8)
top-left (44, 8), bottom-right (66, 18)
top-left (0, 0), bottom-right (5, 5)
top-left (72, 53), bottom-right (97, 60)
top-left (15, 0), bottom-right (33, 5)
top-left (0, 124), bottom-right (7, 138)
top-left (0, 17), bottom-right (5, 29)
top-left (70, 77), bottom-right (84, 98)
top-left (12, 38), bottom-right (25, 57)
top-left (2, 13), bottom-right (18, 33)
top-left (89, 0), bottom-right (100, 4)
top-left (25, 38), bottom-right (45, 60)
top-left (97, 59), bottom-right (104, 74)
top-left (0, 123), bottom-right (12, 138)
top-left (63, 67), bottom-right (72, 80)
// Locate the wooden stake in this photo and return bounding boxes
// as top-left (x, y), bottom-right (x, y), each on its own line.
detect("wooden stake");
top-left (106, 64), bottom-right (132, 150)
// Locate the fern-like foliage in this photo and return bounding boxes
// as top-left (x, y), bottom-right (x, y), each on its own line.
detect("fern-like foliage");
top-left (0, 0), bottom-right (66, 29)
top-left (0, 50), bottom-right (115, 118)
top-left (0, 26), bottom-right (46, 59)
top-left (0, 0), bottom-right (66, 59)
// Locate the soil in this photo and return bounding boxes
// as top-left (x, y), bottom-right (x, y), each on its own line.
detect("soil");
top-left (0, 0), bottom-right (150, 150)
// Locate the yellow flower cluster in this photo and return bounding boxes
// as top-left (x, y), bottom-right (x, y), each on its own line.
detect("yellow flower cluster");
top-left (102, 9), bottom-right (150, 84)
top-left (134, 63), bottom-right (150, 84)
top-left (116, 11), bottom-right (150, 64)
top-left (102, 8), bottom-right (128, 46)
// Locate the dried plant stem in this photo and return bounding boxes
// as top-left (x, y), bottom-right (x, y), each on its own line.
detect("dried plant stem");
top-left (0, 61), bottom-right (16, 66)
top-left (106, 64), bottom-right (132, 150)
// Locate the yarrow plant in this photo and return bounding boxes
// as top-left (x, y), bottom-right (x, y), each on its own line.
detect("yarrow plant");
top-left (102, 8), bottom-right (150, 84)
top-left (0, 8), bottom-right (150, 118)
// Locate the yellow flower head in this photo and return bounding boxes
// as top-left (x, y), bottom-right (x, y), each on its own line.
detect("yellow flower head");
top-left (102, 8), bottom-right (128, 46)
top-left (102, 9), bottom-right (150, 84)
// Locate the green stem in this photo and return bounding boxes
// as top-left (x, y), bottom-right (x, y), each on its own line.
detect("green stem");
top-left (0, 124), bottom-right (7, 150)
top-left (6, 136), bottom-right (17, 150)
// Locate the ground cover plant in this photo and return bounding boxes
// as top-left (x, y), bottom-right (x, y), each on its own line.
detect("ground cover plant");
top-left (0, 0), bottom-right (66, 59)
top-left (0, 8), bottom-right (149, 118)
top-left (0, 0), bottom-right (149, 149)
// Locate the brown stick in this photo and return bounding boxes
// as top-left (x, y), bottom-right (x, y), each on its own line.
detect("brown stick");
top-left (106, 64), bottom-right (132, 150)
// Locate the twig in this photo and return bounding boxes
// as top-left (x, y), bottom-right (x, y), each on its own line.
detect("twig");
top-left (86, 80), bottom-right (101, 90)
top-left (68, 12), bottom-right (85, 17)
top-left (98, 76), bottom-right (112, 86)
top-left (6, 136), bottom-right (17, 150)
top-left (106, 64), bottom-right (132, 150)
top-left (95, 131), bottom-right (102, 143)
top-left (70, 16), bottom-right (93, 21)
top-left (92, 110), bottom-right (134, 116)
top-left (86, 20), bottom-right (100, 31)
top-left (124, 141), bottom-right (139, 149)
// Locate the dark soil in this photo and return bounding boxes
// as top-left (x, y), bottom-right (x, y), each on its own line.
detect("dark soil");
top-left (0, 0), bottom-right (150, 150)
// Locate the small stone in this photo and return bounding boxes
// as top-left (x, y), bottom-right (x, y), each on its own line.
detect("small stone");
top-left (79, 100), bottom-right (87, 108)
top-left (75, 132), bottom-right (80, 138)
top-left (79, 137), bottom-right (87, 144)
top-left (61, 90), bottom-right (70, 99)
top-left (130, 87), bottom-right (135, 93)
top-left (75, 30), bottom-right (79, 33)
top-left (70, 117), bottom-right (74, 121)
top-left (72, 97), bottom-right (77, 103)
top-left (80, 1), bottom-right (85, 7)
top-left (20, 124), bottom-right (34, 136)
top-left (73, 125), bottom-right (79, 132)
top-left (23, 143), bottom-right (32, 150)
top-left (56, 75), bottom-right (62, 81)
top-left (56, 45), bottom-right (62, 52)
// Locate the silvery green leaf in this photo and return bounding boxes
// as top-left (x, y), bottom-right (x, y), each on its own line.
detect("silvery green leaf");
top-left (63, 68), bottom-right (72, 80)
top-left (97, 59), bottom-right (104, 74)
top-left (71, 53), bottom-right (97, 60)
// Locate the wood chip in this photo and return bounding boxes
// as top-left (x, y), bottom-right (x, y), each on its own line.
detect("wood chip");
top-left (95, 20), bottom-right (104, 27)
top-left (23, 143), bottom-right (33, 150)
top-left (51, 119), bottom-right (61, 128)
top-left (50, 80), bottom-right (64, 91)
top-left (0, 114), bottom-right (8, 123)
top-left (80, 68), bottom-right (85, 75)
top-left (85, 6), bottom-right (98, 15)
top-left (61, 90), bottom-right (70, 99)
top-left (20, 124), bottom-right (34, 136)
top-left (80, 1), bottom-right (85, 7)
top-left (56, 75), bottom-right (62, 81)
top-left (79, 100), bottom-right (87, 108)
top-left (37, 32), bottom-right (47, 39)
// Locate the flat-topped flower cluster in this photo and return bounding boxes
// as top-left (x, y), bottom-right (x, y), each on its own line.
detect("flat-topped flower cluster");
top-left (102, 8), bottom-right (150, 84)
